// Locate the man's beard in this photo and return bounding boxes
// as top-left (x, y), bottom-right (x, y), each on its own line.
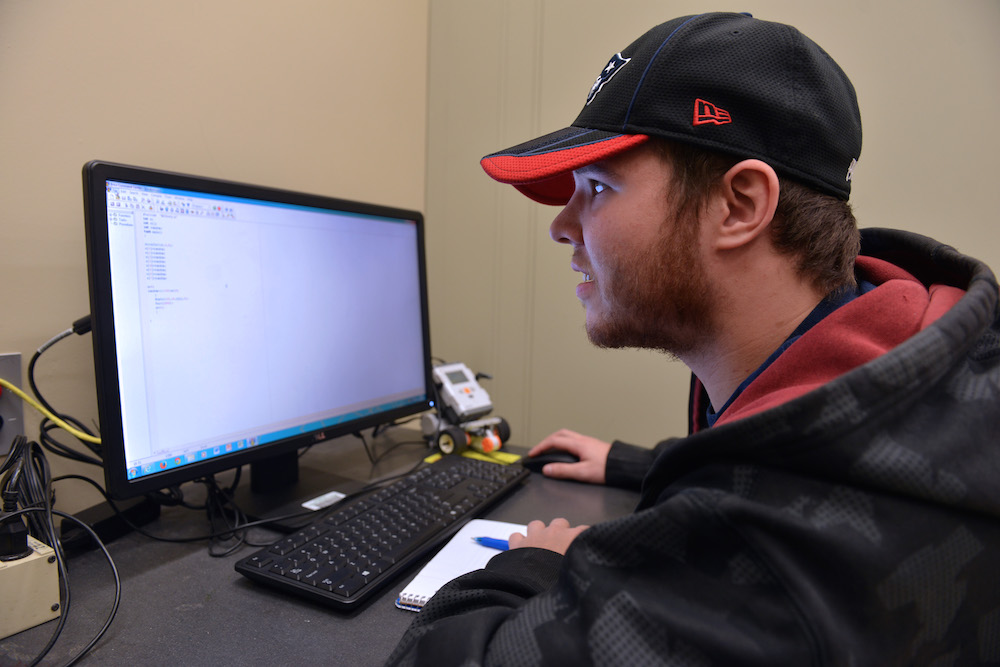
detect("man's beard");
top-left (585, 217), bottom-right (715, 358)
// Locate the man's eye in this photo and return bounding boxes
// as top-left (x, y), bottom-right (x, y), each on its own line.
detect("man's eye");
top-left (592, 182), bottom-right (607, 195)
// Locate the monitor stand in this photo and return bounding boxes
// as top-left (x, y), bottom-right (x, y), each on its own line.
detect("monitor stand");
top-left (232, 450), bottom-right (366, 532)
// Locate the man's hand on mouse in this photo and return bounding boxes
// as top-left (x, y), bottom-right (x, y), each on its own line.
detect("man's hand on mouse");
top-left (508, 518), bottom-right (589, 555)
top-left (528, 429), bottom-right (611, 485)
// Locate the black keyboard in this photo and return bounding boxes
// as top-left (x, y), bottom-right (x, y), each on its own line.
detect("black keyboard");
top-left (234, 456), bottom-right (528, 609)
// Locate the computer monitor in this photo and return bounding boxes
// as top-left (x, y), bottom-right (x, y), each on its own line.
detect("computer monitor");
top-left (82, 161), bottom-right (434, 522)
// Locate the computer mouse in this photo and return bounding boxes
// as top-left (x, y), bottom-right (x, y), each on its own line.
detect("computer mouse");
top-left (521, 450), bottom-right (580, 473)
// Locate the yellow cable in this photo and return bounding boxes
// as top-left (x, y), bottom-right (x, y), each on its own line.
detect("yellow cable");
top-left (0, 377), bottom-right (102, 445)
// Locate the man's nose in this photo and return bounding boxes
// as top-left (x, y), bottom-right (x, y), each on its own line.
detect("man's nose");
top-left (549, 194), bottom-right (581, 246)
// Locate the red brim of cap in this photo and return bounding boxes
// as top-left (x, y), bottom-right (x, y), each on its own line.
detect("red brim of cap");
top-left (480, 128), bottom-right (650, 205)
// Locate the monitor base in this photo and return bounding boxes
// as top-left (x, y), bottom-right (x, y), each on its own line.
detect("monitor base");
top-left (233, 454), bottom-right (366, 532)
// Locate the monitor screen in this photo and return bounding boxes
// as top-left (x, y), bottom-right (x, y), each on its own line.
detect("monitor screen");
top-left (82, 161), bottom-right (433, 514)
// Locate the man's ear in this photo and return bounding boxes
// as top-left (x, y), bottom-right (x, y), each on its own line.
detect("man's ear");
top-left (711, 159), bottom-right (780, 251)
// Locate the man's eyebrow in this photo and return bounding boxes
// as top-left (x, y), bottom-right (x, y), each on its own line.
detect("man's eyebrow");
top-left (575, 161), bottom-right (619, 180)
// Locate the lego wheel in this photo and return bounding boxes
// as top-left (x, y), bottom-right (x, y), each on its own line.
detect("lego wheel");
top-left (496, 417), bottom-right (511, 444)
top-left (436, 426), bottom-right (467, 455)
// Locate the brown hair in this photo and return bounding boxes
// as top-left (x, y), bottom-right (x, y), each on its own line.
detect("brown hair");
top-left (653, 138), bottom-right (860, 294)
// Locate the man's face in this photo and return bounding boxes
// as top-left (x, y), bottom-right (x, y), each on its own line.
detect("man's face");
top-left (548, 144), bottom-right (715, 357)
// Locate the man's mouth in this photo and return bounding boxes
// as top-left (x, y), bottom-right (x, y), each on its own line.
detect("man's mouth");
top-left (582, 273), bottom-right (593, 283)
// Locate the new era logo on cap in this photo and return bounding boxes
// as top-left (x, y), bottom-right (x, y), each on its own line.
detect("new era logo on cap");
top-left (693, 98), bottom-right (731, 126)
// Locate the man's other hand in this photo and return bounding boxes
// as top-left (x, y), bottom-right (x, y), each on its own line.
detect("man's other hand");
top-left (508, 518), bottom-right (589, 555)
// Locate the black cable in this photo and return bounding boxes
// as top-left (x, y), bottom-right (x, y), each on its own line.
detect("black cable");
top-left (6, 507), bottom-right (120, 667)
top-left (351, 425), bottom-right (434, 467)
top-left (0, 439), bottom-right (26, 499)
top-left (352, 430), bottom-right (377, 464)
top-left (1, 437), bottom-right (73, 665)
top-left (55, 509), bottom-right (118, 666)
top-left (368, 438), bottom-right (430, 467)
top-left (143, 485), bottom-right (195, 510)
top-left (201, 475), bottom-right (255, 556)
top-left (28, 349), bottom-right (68, 418)
top-left (72, 315), bottom-right (93, 336)
top-left (39, 418), bottom-right (102, 466)
top-left (47, 417), bottom-right (435, 559)
top-left (55, 454), bottom-right (432, 548)
top-left (371, 414), bottom-right (424, 439)
top-left (2, 437), bottom-right (52, 542)
top-left (55, 474), bottom-right (313, 545)
top-left (429, 375), bottom-right (446, 447)
top-left (27, 316), bottom-right (102, 464)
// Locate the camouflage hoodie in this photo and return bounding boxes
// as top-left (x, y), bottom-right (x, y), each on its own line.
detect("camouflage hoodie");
top-left (390, 228), bottom-right (1000, 666)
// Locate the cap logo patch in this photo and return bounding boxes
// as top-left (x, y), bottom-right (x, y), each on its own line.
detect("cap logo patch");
top-left (693, 98), bottom-right (732, 126)
top-left (586, 52), bottom-right (630, 106)
top-left (846, 158), bottom-right (857, 183)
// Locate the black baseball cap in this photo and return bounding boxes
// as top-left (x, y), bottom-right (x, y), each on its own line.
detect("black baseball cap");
top-left (481, 12), bottom-right (862, 204)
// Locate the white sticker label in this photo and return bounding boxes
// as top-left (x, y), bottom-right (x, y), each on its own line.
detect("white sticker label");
top-left (301, 490), bottom-right (347, 511)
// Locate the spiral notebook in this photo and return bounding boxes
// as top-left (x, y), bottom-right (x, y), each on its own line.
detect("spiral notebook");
top-left (395, 519), bottom-right (527, 611)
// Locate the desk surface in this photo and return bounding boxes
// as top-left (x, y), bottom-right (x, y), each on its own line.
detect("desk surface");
top-left (1, 433), bottom-right (639, 666)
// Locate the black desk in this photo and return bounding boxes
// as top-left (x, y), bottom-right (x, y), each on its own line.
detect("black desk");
top-left (1, 435), bottom-right (639, 666)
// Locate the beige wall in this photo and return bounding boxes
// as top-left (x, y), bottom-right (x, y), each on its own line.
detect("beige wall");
top-left (0, 1), bottom-right (429, 512)
top-left (426, 0), bottom-right (1000, 449)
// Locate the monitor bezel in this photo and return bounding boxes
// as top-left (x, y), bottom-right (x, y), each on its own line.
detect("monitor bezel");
top-left (82, 160), bottom-right (434, 500)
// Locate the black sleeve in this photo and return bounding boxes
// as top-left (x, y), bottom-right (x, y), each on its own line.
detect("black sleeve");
top-left (386, 548), bottom-right (563, 666)
top-left (604, 438), bottom-right (680, 490)
top-left (387, 494), bottom-right (818, 666)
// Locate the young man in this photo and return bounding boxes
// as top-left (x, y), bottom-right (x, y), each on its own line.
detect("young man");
top-left (389, 13), bottom-right (1000, 665)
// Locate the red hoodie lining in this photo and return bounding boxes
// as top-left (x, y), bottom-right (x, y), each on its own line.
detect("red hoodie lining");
top-left (696, 256), bottom-right (966, 431)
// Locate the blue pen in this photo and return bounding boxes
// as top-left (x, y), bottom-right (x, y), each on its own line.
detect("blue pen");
top-left (472, 536), bottom-right (509, 551)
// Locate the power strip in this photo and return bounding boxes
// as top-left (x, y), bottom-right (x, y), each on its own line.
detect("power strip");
top-left (0, 536), bottom-right (61, 640)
